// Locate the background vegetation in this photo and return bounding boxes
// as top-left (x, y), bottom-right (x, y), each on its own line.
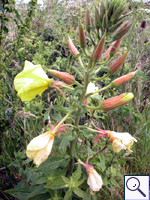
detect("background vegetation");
top-left (0, 0), bottom-right (150, 199)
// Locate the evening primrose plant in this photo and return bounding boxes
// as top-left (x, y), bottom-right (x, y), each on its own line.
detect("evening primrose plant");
top-left (8, 0), bottom-right (138, 199)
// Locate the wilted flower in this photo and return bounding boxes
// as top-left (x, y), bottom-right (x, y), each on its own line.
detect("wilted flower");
top-left (141, 20), bottom-right (146, 29)
top-left (84, 82), bottom-right (99, 104)
top-left (102, 93), bottom-right (134, 111)
top-left (26, 122), bottom-right (70, 167)
top-left (108, 131), bottom-right (137, 152)
top-left (78, 159), bottom-right (103, 194)
top-left (14, 61), bottom-right (53, 101)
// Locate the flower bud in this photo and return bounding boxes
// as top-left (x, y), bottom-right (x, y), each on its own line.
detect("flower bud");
top-left (95, 7), bottom-right (100, 29)
top-left (49, 69), bottom-right (75, 84)
top-left (110, 37), bottom-right (123, 57)
top-left (79, 22), bottom-right (86, 48)
top-left (141, 20), bottom-right (146, 29)
top-left (113, 21), bottom-right (132, 41)
top-left (102, 93), bottom-right (134, 111)
top-left (93, 34), bottom-right (105, 62)
top-left (68, 37), bottom-right (79, 57)
top-left (86, 9), bottom-right (91, 32)
top-left (102, 11), bottom-right (108, 29)
top-left (108, 18), bottom-right (124, 33)
top-left (112, 71), bottom-right (136, 86)
top-left (104, 41), bottom-right (115, 59)
top-left (108, 52), bottom-right (128, 74)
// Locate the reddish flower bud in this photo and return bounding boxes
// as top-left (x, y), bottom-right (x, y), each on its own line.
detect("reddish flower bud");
top-left (110, 38), bottom-right (123, 57)
top-left (104, 41), bottom-right (115, 59)
top-left (109, 52), bottom-right (128, 74)
top-left (79, 23), bottom-right (86, 48)
top-left (49, 70), bottom-right (75, 85)
top-left (102, 93), bottom-right (134, 111)
top-left (93, 34), bottom-right (105, 62)
top-left (86, 9), bottom-right (91, 32)
top-left (68, 37), bottom-right (79, 57)
top-left (112, 71), bottom-right (136, 86)
top-left (113, 21), bottom-right (132, 41)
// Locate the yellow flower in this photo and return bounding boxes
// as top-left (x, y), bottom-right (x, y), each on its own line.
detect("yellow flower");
top-left (108, 131), bottom-right (137, 152)
top-left (26, 130), bottom-right (54, 167)
top-left (14, 60), bottom-right (52, 101)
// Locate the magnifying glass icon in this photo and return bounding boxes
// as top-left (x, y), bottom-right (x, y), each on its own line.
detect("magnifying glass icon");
top-left (126, 177), bottom-right (146, 197)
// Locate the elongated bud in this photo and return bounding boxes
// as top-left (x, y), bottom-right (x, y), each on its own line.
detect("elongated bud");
top-left (68, 37), bottom-right (79, 57)
top-left (93, 34), bottom-right (105, 62)
top-left (102, 11), bottom-right (108, 29)
top-left (112, 71), bottom-right (136, 86)
top-left (95, 7), bottom-right (100, 29)
top-left (113, 22), bottom-right (132, 41)
top-left (79, 22), bottom-right (86, 48)
top-left (109, 52), bottom-right (128, 74)
top-left (110, 38), bottom-right (123, 57)
top-left (104, 41), bottom-right (115, 59)
top-left (102, 93), bottom-right (134, 111)
top-left (49, 70), bottom-right (75, 84)
top-left (86, 9), bottom-right (91, 32)
top-left (100, 2), bottom-right (105, 22)
top-left (108, 18), bottom-right (124, 33)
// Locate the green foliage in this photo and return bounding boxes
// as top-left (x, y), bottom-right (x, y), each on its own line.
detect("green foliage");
top-left (1, 0), bottom-right (150, 200)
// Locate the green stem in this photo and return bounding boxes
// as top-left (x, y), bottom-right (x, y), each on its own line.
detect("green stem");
top-left (89, 32), bottom-right (95, 46)
top-left (86, 104), bottom-right (102, 111)
top-left (52, 112), bottom-right (71, 133)
top-left (77, 56), bottom-right (85, 71)
top-left (82, 48), bottom-right (91, 58)
top-left (74, 81), bottom-right (83, 87)
top-left (92, 83), bottom-right (112, 95)
top-left (62, 85), bottom-right (74, 91)
top-left (95, 73), bottom-right (109, 81)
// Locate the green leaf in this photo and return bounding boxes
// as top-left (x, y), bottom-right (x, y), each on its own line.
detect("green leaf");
top-left (75, 179), bottom-right (85, 187)
top-left (6, 185), bottom-right (46, 200)
top-left (72, 86), bottom-right (83, 96)
top-left (37, 157), bottom-right (68, 175)
top-left (73, 188), bottom-right (89, 200)
top-left (64, 189), bottom-right (72, 200)
top-left (51, 114), bottom-right (63, 121)
top-left (45, 177), bottom-right (66, 189)
top-left (53, 105), bottom-right (74, 114)
top-left (110, 177), bottom-right (120, 188)
top-left (59, 132), bottom-right (77, 149)
top-left (74, 106), bottom-right (87, 117)
top-left (28, 192), bottom-right (50, 200)
top-left (61, 176), bottom-right (70, 185)
top-left (34, 176), bottom-right (48, 184)
top-left (72, 164), bottom-right (81, 181)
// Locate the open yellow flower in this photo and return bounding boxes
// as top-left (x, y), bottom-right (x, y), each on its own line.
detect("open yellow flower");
top-left (108, 131), bottom-right (137, 153)
top-left (14, 60), bottom-right (53, 101)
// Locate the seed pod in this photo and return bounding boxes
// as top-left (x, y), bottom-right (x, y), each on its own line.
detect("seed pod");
top-left (109, 52), bottom-right (128, 74)
top-left (79, 22), bottom-right (86, 48)
top-left (93, 34), bottom-right (106, 62)
top-left (68, 37), bottom-right (79, 57)
top-left (86, 9), bottom-right (91, 32)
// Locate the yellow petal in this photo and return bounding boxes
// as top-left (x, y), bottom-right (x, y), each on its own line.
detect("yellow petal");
top-left (14, 61), bottom-right (50, 101)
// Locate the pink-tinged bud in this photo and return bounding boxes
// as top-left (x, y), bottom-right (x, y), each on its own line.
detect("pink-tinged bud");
top-left (109, 52), bottom-right (128, 74)
top-left (93, 34), bottom-right (105, 62)
top-left (104, 41), bottom-right (115, 59)
top-left (110, 38), bottom-right (123, 57)
top-left (86, 9), bottom-right (91, 32)
top-left (49, 70), bottom-right (75, 85)
top-left (68, 37), bottom-right (79, 57)
top-left (113, 21), bottom-right (132, 41)
top-left (102, 93), bottom-right (134, 111)
top-left (112, 71), bottom-right (136, 86)
top-left (79, 23), bottom-right (86, 48)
